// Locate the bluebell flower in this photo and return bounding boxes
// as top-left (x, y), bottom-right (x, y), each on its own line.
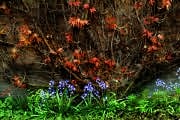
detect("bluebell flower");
top-left (81, 82), bottom-right (100, 99)
top-left (93, 89), bottom-right (100, 98)
top-left (81, 93), bottom-right (88, 100)
top-left (48, 80), bottom-right (56, 96)
top-left (155, 79), bottom-right (166, 87)
top-left (58, 80), bottom-right (75, 96)
top-left (49, 80), bottom-right (55, 87)
top-left (96, 78), bottom-right (107, 90)
top-left (165, 85), bottom-right (173, 91)
top-left (48, 87), bottom-right (56, 96)
top-left (83, 82), bottom-right (94, 92)
top-left (67, 84), bottom-right (76, 94)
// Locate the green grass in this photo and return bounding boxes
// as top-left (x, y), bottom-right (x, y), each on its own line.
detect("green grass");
top-left (0, 88), bottom-right (180, 120)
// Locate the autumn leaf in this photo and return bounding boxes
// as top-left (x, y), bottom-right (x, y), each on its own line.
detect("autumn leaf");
top-left (121, 66), bottom-right (127, 73)
top-left (148, 0), bottom-right (155, 6)
top-left (150, 36), bottom-right (158, 44)
top-left (17, 33), bottom-right (31, 47)
top-left (89, 7), bottom-right (96, 13)
top-left (19, 24), bottom-right (32, 35)
top-left (89, 57), bottom-right (100, 68)
top-left (83, 3), bottom-right (89, 9)
top-left (134, 2), bottom-right (143, 10)
top-left (104, 59), bottom-right (116, 68)
top-left (143, 16), bottom-right (159, 25)
top-left (73, 49), bottom-right (82, 59)
top-left (65, 61), bottom-right (78, 72)
top-left (68, 17), bottom-right (88, 28)
top-left (157, 34), bottom-right (164, 40)
top-left (161, 0), bottom-right (172, 10)
top-left (143, 29), bottom-right (153, 38)
top-left (65, 32), bottom-right (73, 43)
top-left (68, 0), bottom-right (81, 7)
top-left (147, 45), bottom-right (158, 52)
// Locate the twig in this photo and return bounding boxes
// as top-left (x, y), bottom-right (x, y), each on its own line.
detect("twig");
top-left (0, 39), bottom-right (15, 47)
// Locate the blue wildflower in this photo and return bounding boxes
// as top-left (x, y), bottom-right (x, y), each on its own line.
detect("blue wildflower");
top-left (49, 80), bottom-right (55, 86)
top-left (83, 82), bottom-right (94, 92)
top-left (58, 80), bottom-right (75, 96)
top-left (81, 93), bottom-right (88, 100)
top-left (67, 84), bottom-right (76, 94)
top-left (155, 79), bottom-right (166, 87)
top-left (165, 85), bottom-right (173, 91)
top-left (48, 80), bottom-right (56, 96)
top-left (81, 82), bottom-right (100, 99)
top-left (93, 89), bottom-right (100, 98)
top-left (96, 78), bottom-right (107, 90)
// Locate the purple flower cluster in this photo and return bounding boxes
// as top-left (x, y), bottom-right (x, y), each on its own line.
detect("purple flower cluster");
top-left (155, 77), bottom-right (180, 92)
top-left (155, 79), bottom-right (166, 87)
top-left (48, 80), bottom-right (56, 96)
top-left (96, 78), bottom-right (107, 90)
top-left (58, 80), bottom-right (76, 96)
top-left (48, 78), bottom-right (107, 100)
top-left (81, 82), bottom-right (100, 99)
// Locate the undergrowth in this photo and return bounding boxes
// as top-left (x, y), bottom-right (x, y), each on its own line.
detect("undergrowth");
top-left (0, 88), bottom-right (179, 120)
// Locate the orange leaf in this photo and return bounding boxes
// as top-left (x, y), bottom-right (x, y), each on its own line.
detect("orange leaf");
top-left (150, 36), bottom-right (158, 44)
top-left (19, 24), bottom-right (32, 35)
top-left (161, 0), bottom-right (172, 10)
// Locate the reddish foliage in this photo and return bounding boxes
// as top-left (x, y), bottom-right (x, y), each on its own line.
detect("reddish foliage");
top-left (44, 56), bottom-right (51, 64)
top-left (17, 34), bottom-right (31, 47)
top-left (65, 61), bottom-right (78, 72)
top-left (105, 16), bottom-right (117, 30)
top-left (143, 16), bottom-right (159, 25)
top-left (148, 0), bottom-right (155, 6)
top-left (134, 2), bottom-right (143, 10)
top-left (19, 24), bottom-right (32, 35)
top-left (89, 57), bottom-right (100, 68)
top-left (121, 66), bottom-right (127, 73)
top-left (105, 16), bottom-right (116, 24)
top-left (65, 32), bottom-right (73, 43)
top-left (104, 59), bottom-right (116, 68)
top-left (161, 0), bottom-right (172, 10)
top-left (89, 7), bottom-right (96, 13)
top-left (73, 49), bottom-right (84, 59)
top-left (150, 36), bottom-right (158, 44)
top-left (147, 45), bottom-right (158, 52)
top-left (56, 48), bottom-right (64, 54)
top-left (83, 3), bottom-right (89, 9)
top-left (68, 17), bottom-right (88, 28)
top-left (143, 29), bottom-right (153, 38)
top-left (68, 0), bottom-right (81, 7)
top-left (12, 75), bottom-right (27, 88)
top-left (157, 34), bottom-right (165, 40)
top-left (165, 52), bottom-right (173, 60)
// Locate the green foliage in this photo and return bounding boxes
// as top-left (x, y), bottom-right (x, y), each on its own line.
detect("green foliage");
top-left (0, 88), bottom-right (180, 119)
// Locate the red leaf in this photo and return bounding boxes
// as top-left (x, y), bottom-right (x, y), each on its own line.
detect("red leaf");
top-left (148, 0), bottom-right (155, 6)
top-left (143, 29), bottom-right (153, 38)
